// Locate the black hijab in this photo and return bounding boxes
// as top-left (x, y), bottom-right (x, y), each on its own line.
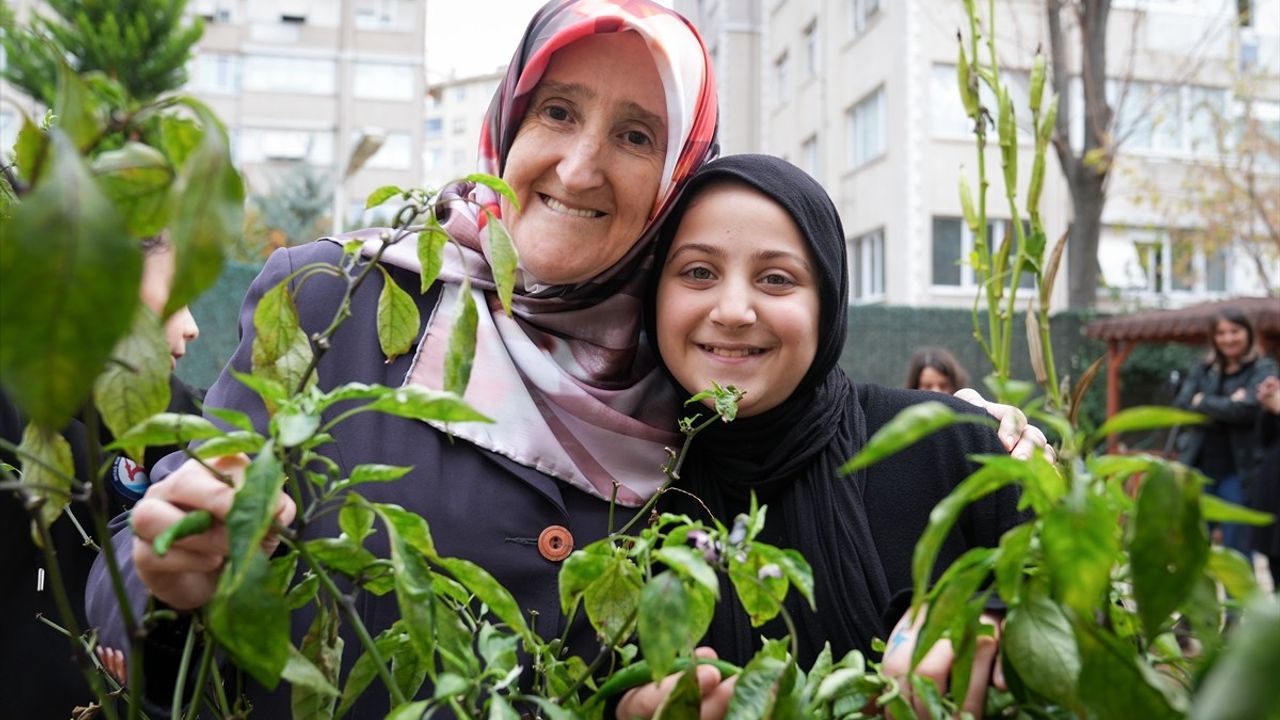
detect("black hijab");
top-left (646, 155), bottom-right (891, 667)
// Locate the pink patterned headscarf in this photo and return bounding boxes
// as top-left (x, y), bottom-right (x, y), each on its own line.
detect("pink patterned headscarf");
top-left (357, 0), bottom-right (719, 506)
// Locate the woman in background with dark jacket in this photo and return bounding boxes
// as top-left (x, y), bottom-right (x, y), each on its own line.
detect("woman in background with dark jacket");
top-left (1174, 308), bottom-right (1276, 557)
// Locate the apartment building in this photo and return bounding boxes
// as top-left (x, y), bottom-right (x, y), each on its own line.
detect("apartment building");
top-left (677, 0), bottom-right (1280, 310)
top-left (422, 69), bottom-right (505, 189)
top-left (1, 0), bottom-right (427, 229)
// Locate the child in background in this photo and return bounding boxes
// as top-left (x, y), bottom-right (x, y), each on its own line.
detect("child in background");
top-left (906, 346), bottom-right (970, 395)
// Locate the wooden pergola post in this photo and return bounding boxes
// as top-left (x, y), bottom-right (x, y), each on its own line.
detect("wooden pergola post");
top-left (1106, 340), bottom-right (1136, 453)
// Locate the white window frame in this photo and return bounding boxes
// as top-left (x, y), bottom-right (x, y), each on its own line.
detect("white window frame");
top-left (850, 228), bottom-right (886, 302)
top-left (775, 52), bottom-right (790, 106)
top-left (804, 21), bottom-right (820, 79)
top-left (931, 217), bottom-right (1028, 290)
top-left (801, 135), bottom-right (821, 179)
top-left (848, 85), bottom-right (886, 170)
top-left (849, 0), bottom-right (882, 37)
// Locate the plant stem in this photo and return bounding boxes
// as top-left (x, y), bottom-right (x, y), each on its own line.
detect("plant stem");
top-left (291, 536), bottom-right (408, 706)
top-left (611, 414), bottom-right (720, 539)
top-left (169, 620), bottom-right (198, 720)
top-left (186, 623), bottom-right (216, 720)
top-left (553, 607), bottom-right (639, 705)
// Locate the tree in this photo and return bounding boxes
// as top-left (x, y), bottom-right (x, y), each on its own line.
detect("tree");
top-left (0, 0), bottom-right (203, 107)
top-left (1046, 0), bottom-right (1114, 309)
top-left (242, 163), bottom-right (334, 260)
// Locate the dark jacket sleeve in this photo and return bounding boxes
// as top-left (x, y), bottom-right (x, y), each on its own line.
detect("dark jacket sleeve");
top-left (1195, 358), bottom-right (1278, 426)
top-left (1173, 362), bottom-right (1208, 411)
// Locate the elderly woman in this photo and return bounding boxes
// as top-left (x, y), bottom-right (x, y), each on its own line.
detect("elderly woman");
top-left (87, 0), bottom-right (1040, 715)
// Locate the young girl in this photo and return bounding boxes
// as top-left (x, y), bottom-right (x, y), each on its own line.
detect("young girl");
top-left (627, 155), bottom-right (1025, 717)
top-left (906, 346), bottom-right (970, 395)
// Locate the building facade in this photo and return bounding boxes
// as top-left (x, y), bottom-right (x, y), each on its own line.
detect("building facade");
top-left (1, 0), bottom-right (427, 229)
top-left (677, 0), bottom-right (1280, 310)
top-left (422, 70), bottom-right (505, 189)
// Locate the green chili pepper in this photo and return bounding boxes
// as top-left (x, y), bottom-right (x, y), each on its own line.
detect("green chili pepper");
top-left (586, 656), bottom-right (741, 707)
top-left (153, 509), bottom-right (214, 557)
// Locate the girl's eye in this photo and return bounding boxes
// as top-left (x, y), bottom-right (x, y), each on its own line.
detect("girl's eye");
top-left (686, 266), bottom-right (714, 281)
top-left (761, 273), bottom-right (794, 287)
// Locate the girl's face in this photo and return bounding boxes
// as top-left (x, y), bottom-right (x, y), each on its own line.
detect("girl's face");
top-left (1213, 319), bottom-right (1249, 361)
top-left (500, 31), bottom-right (668, 286)
top-left (140, 247), bottom-right (199, 370)
top-left (656, 183), bottom-right (820, 418)
top-left (916, 366), bottom-right (955, 394)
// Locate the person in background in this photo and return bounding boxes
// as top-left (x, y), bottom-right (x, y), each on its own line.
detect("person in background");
top-left (905, 346), bottom-right (970, 395)
top-left (1, 234), bottom-right (202, 714)
top-left (1252, 374), bottom-right (1280, 588)
top-left (1173, 308), bottom-right (1276, 558)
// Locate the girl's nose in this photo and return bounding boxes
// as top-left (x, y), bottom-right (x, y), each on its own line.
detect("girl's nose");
top-left (710, 285), bottom-right (756, 328)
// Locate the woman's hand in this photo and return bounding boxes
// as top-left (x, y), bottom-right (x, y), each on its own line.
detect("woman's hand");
top-left (130, 455), bottom-right (295, 610)
top-left (95, 645), bottom-right (127, 685)
top-left (880, 606), bottom-right (1005, 719)
top-left (1258, 376), bottom-right (1280, 415)
top-left (616, 647), bottom-right (737, 720)
top-left (953, 388), bottom-right (1053, 461)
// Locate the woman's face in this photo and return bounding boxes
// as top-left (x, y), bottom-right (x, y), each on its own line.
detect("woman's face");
top-left (140, 247), bottom-right (200, 370)
top-left (1213, 319), bottom-right (1249, 361)
top-left (916, 366), bottom-right (955, 394)
top-left (501, 31), bottom-right (668, 286)
top-left (656, 183), bottom-right (820, 418)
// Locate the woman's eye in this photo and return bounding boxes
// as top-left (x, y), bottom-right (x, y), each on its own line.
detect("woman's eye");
top-left (544, 104), bottom-right (571, 122)
top-left (623, 129), bottom-right (653, 147)
top-left (687, 267), bottom-right (714, 281)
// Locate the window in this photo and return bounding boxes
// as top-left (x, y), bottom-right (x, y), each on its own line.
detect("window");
top-left (243, 56), bottom-right (336, 94)
top-left (1097, 228), bottom-right (1232, 295)
top-left (424, 117), bottom-right (443, 140)
top-left (849, 0), bottom-right (881, 36)
top-left (363, 132), bottom-right (412, 170)
top-left (847, 86), bottom-right (885, 169)
top-left (238, 128), bottom-right (335, 166)
top-left (931, 217), bottom-right (1035, 288)
top-left (355, 0), bottom-right (402, 30)
top-left (804, 21), bottom-right (820, 78)
top-left (353, 62), bottom-right (415, 101)
top-left (188, 53), bottom-right (241, 94)
top-left (0, 110), bottom-right (17, 156)
top-left (424, 148), bottom-right (442, 171)
top-left (1101, 80), bottom-right (1229, 156)
top-left (801, 135), bottom-right (821, 178)
top-left (453, 85), bottom-right (468, 102)
top-left (452, 117), bottom-right (468, 135)
top-left (850, 229), bottom-right (885, 301)
top-left (931, 65), bottom-right (1032, 140)
top-left (774, 52), bottom-right (790, 106)
top-left (452, 148), bottom-right (469, 169)
top-left (193, 0), bottom-right (235, 22)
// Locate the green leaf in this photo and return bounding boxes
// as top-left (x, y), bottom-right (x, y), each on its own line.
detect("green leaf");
top-left (164, 104), bottom-right (242, 317)
top-left (14, 114), bottom-right (47, 183)
top-left (725, 640), bottom-right (790, 720)
top-left (286, 574), bottom-right (320, 611)
top-left (232, 370), bottom-right (289, 412)
top-left (290, 602), bottom-right (344, 719)
top-left (338, 496), bottom-right (375, 544)
top-left (336, 625), bottom-right (405, 719)
top-left (0, 129), bottom-right (140, 430)
top-left (728, 546), bottom-right (790, 627)
top-left (484, 210), bottom-right (518, 316)
top-left (1188, 594), bottom-right (1280, 720)
top-left (841, 401), bottom-right (993, 474)
top-left (92, 141), bottom-right (175, 237)
top-left (193, 431), bottom-right (266, 460)
top-left (373, 504), bottom-right (438, 663)
top-left (638, 571), bottom-right (694, 680)
top-left (93, 307), bottom-right (172, 462)
top-left (654, 668), bottom-right (702, 720)
top-left (364, 385), bottom-right (490, 424)
top-left (654, 546), bottom-right (720, 598)
top-left (971, 452), bottom-right (1066, 514)
top-left (910, 464), bottom-right (1016, 613)
top-left (1091, 406), bottom-right (1206, 447)
top-left (1201, 494), bottom-right (1276, 526)
top-left (375, 265), bottom-right (421, 361)
top-left (17, 423), bottom-right (75, 536)
top-left (251, 280), bottom-right (314, 394)
top-left (110, 412), bottom-right (223, 449)
top-left (1131, 464), bottom-right (1207, 637)
top-left (994, 522), bottom-right (1034, 606)
top-left (390, 632), bottom-right (429, 703)
top-left (156, 115), bottom-right (203, 170)
top-left (755, 544), bottom-right (814, 611)
top-left (417, 218), bottom-right (448, 293)
top-left (438, 556), bottom-right (533, 643)
top-left (1206, 546), bottom-right (1260, 600)
top-left (1075, 618), bottom-right (1180, 720)
top-left (465, 173), bottom-right (521, 212)
top-left (1042, 493), bottom-right (1119, 617)
top-left (53, 59), bottom-right (104, 151)
top-left (384, 701), bottom-right (429, 720)
top-left (365, 185), bottom-right (403, 209)
top-left (1003, 594), bottom-right (1080, 707)
top-left (583, 554), bottom-right (643, 643)
top-left (911, 548), bottom-right (995, 669)
top-left (345, 463), bottom-right (413, 487)
top-left (444, 279), bottom-right (479, 396)
top-left (558, 542), bottom-right (612, 614)
top-left (274, 409), bottom-right (321, 448)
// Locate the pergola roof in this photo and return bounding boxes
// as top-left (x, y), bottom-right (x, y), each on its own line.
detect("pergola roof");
top-left (1084, 297), bottom-right (1280, 345)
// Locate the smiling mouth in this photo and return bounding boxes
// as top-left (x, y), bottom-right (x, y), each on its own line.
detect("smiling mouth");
top-left (699, 344), bottom-right (767, 359)
top-left (541, 194), bottom-right (606, 219)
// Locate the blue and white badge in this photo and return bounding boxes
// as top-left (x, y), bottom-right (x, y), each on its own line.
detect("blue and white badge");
top-left (110, 456), bottom-right (151, 502)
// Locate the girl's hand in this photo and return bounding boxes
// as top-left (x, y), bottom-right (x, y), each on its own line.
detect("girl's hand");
top-left (616, 647), bottom-right (737, 720)
top-left (131, 455), bottom-right (295, 610)
top-left (881, 606), bottom-right (1005, 719)
top-left (953, 388), bottom-right (1053, 462)
top-left (95, 645), bottom-right (127, 685)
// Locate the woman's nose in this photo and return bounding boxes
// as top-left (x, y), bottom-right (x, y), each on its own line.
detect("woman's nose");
top-left (556, 132), bottom-right (606, 192)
